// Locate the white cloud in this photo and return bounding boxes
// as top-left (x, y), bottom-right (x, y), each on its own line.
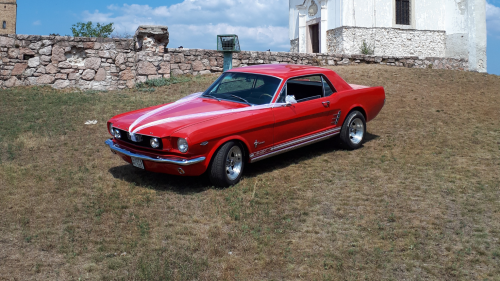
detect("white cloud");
top-left (81, 0), bottom-right (289, 51)
top-left (487, 2), bottom-right (500, 38)
top-left (33, 20), bottom-right (41, 26)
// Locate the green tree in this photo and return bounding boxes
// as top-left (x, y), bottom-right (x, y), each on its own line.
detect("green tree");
top-left (71, 21), bottom-right (114, 38)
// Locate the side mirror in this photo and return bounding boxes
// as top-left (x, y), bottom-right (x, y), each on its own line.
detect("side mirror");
top-left (285, 95), bottom-right (297, 106)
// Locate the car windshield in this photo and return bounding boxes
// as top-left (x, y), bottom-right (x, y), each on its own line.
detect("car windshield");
top-left (203, 73), bottom-right (281, 105)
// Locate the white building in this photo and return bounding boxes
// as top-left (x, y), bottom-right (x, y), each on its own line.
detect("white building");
top-left (289, 0), bottom-right (487, 72)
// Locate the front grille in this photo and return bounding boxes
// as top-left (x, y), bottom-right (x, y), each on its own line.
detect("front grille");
top-left (114, 128), bottom-right (163, 150)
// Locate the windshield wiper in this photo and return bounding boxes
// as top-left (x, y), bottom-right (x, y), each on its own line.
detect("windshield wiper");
top-left (225, 94), bottom-right (252, 105)
top-left (202, 93), bottom-right (221, 101)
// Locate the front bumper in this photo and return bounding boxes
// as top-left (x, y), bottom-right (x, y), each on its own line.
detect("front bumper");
top-left (105, 139), bottom-right (207, 176)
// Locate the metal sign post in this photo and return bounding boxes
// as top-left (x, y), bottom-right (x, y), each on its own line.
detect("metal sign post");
top-left (217, 34), bottom-right (240, 72)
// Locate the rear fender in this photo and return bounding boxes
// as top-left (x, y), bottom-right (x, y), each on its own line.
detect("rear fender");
top-left (336, 104), bottom-right (367, 126)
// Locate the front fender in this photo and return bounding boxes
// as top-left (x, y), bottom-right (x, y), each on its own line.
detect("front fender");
top-left (204, 135), bottom-right (252, 167)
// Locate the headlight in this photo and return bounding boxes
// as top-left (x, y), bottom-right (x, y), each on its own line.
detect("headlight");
top-left (177, 138), bottom-right (188, 153)
top-left (150, 138), bottom-right (160, 149)
top-left (113, 128), bottom-right (121, 139)
top-left (109, 123), bottom-right (114, 135)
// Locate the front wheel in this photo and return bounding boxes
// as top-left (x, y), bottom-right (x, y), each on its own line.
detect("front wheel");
top-left (209, 141), bottom-right (245, 187)
top-left (339, 111), bottom-right (366, 150)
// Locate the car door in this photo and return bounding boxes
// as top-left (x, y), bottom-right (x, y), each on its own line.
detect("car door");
top-left (272, 75), bottom-right (338, 149)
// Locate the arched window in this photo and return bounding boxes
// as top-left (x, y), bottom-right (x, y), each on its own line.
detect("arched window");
top-left (2, 21), bottom-right (6, 29)
top-left (396, 0), bottom-right (410, 25)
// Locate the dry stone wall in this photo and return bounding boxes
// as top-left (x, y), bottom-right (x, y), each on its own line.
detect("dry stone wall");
top-left (0, 34), bottom-right (468, 91)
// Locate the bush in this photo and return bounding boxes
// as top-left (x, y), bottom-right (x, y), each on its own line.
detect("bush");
top-left (135, 76), bottom-right (192, 89)
top-left (360, 40), bottom-right (375, 55)
top-left (71, 21), bottom-right (114, 38)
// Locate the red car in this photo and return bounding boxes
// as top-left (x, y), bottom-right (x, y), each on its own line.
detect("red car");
top-left (106, 64), bottom-right (385, 186)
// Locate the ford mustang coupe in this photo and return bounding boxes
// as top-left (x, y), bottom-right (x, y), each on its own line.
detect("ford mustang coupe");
top-left (106, 64), bottom-right (385, 186)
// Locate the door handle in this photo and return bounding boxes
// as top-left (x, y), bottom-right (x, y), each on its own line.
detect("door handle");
top-left (322, 101), bottom-right (330, 107)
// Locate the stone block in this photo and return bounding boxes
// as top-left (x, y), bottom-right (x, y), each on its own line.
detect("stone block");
top-left (23, 68), bottom-right (36, 77)
top-left (115, 53), bottom-right (126, 65)
top-left (136, 76), bottom-right (147, 83)
top-left (4, 77), bottom-right (21, 87)
top-left (119, 69), bottom-right (135, 80)
top-left (51, 46), bottom-right (66, 62)
top-left (52, 80), bottom-right (71, 89)
top-left (171, 69), bottom-right (183, 76)
top-left (148, 75), bottom-right (162, 80)
top-left (0, 37), bottom-right (15, 47)
top-left (27, 77), bottom-right (37, 85)
top-left (28, 57), bottom-right (40, 67)
top-left (39, 46), bottom-right (52, 55)
top-left (68, 73), bottom-right (78, 80)
top-left (84, 57), bottom-right (101, 70)
top-left (37, 74), bottom-right (55, 84)
top-left (137, 61), bottom-right (157, 75)
top-left (158, 62), bottom-right (170, 74)
top-left (45, 64), bottom-right (59, 74)
top-left (95, 68), bottom-right (106, 81)
top-left (40, 55), bottom-right (52, 63)
top-left (8, 48), bottom-right (19, 59)
top-left (179, 63), bottom-right (191, 70)
top-left (11, 63), bottom-right (28, 75)
top-left (19, 48), bottom-right (35, 56)
top-left (83, 42), bottom-right (95, 49)
top-left (55, 73), bottom-right (67, 79)
top-left (58, 61), bottom-right (72, 69)
top-left (81, 69), bottom-right (96, 81)
top-left (192, 60), bottom-right (204, 71)
top-left (60, 69), bottom-right (76, 74)
top-left (173, 54), bottom-right (184, 63)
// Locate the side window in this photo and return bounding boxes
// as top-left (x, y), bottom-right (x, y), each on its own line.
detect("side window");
top-left (276, 84), bottom-right (286, 103)
top-left (322, 76), bottom-right (336, 97)
top-left (287, 75), bottom-right (323, 103)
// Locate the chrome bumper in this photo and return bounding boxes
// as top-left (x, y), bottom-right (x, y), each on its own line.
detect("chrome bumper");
top-left (105, 139), bottom-right (206, 166)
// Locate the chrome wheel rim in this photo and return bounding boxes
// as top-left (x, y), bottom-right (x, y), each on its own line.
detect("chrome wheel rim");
top-left (225, 146), bottom-right (243, 181)
top-left (349, 117), bottom-right (364, 145)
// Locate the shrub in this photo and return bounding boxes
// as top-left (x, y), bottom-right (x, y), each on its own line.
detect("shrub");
top-left (360, 40), bottom-right (375, 55)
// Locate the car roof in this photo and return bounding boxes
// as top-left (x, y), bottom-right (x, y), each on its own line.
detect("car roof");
top-left (226, 64), bottom-right (353, 92)
top-left (227, 64), bottom-right (336, 79)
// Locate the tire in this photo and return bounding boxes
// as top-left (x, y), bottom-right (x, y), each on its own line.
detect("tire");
top-left (339, 110), bottom-right (366, 150)
top-left (209, 141), bottom-right (245, 187)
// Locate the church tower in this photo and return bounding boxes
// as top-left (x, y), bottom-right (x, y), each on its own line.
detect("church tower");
top-left (0, 0), bottom-right (17, 35)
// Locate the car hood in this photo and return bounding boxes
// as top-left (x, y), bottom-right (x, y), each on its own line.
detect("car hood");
top-left (110, 96), bottom-right (250, 138)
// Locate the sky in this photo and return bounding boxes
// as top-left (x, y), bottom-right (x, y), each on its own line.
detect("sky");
top-left (17, 0), bottom-right (500, 75)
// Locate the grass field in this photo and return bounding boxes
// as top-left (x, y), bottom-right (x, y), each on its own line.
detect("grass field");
top-left (0, 65), bottom-right (499, 280)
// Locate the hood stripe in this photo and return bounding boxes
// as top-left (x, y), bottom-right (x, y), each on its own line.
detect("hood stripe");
top-left (128, 92), bottom-right (203, 134)
top-left (131, 102), bottom-right (287, 135)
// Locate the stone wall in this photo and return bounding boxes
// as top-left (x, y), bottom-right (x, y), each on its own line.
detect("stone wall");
top-left (0, 33), bottom-right (468, 90)
top-left (327, 27), bottom-right (446, 58)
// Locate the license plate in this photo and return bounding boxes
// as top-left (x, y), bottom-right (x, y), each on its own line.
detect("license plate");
top-left (131, 157), bottom-right (144, 169)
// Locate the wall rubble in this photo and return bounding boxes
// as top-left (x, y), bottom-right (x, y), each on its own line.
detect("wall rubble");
top-left (0, 34), bottom-right (468, 90)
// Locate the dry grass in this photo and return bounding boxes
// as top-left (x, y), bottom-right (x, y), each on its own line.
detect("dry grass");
top-left (0, 66), bottom-right (499, 280)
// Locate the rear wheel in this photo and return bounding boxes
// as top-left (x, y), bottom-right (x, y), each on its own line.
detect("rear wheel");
top-left (209, 141), bottom-right (245, 187)
top-left (339, 110), bottom-right (366, 149)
